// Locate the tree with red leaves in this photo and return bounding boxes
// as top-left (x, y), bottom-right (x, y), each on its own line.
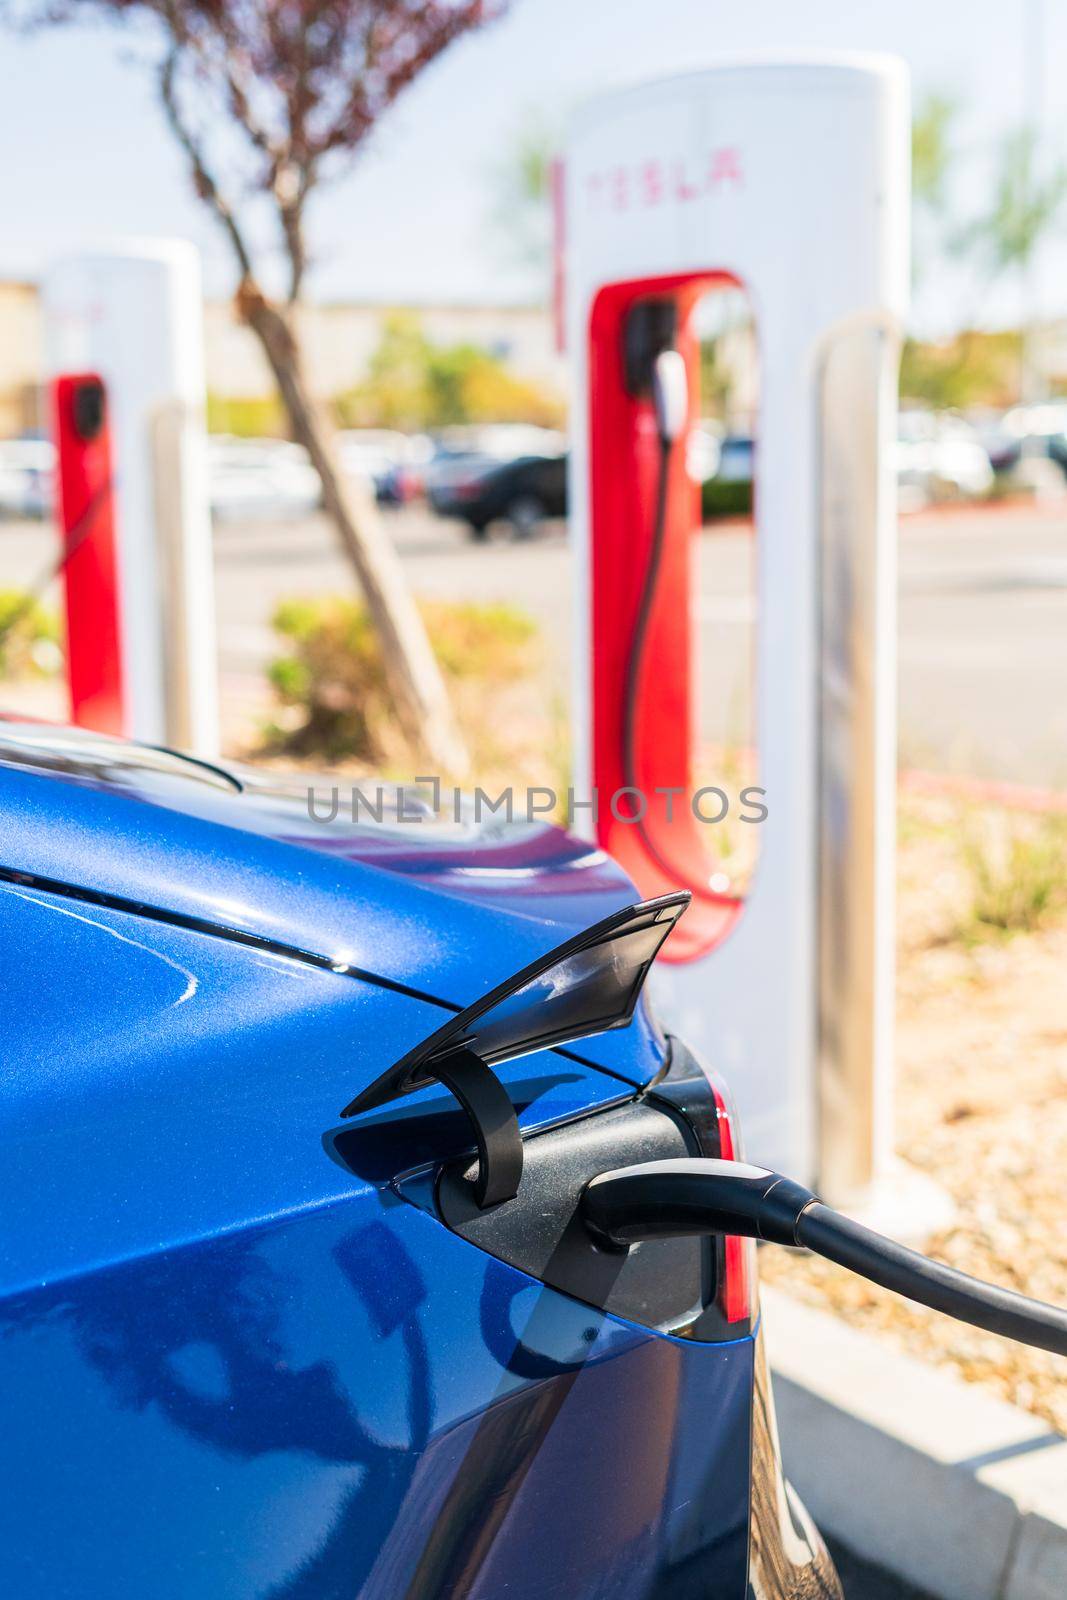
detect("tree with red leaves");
top-left (12, 1), bottom-right (509, 771)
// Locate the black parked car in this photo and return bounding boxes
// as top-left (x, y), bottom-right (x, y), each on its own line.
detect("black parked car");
top-left (429, 451), bottom-right (567, 539)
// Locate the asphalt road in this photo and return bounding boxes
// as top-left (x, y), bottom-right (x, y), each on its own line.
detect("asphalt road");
top-left (216, 501), bottom-right (1067, 786)
top-left (5, 500), bottom-right (1067, 787)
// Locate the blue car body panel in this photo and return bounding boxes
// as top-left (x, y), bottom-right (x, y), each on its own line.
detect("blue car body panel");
top-left (0, 883), bottom-right (633, 1297)
top-left (0, 726), bottom-right (662, 1083)
top-left (0, 726), bottom-right (760, 1599)
top-left (2, 1197), bottom-right (752, 1599)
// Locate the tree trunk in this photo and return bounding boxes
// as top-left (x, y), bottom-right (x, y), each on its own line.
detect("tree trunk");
top-left (237, 281), bottom-right (469, 776)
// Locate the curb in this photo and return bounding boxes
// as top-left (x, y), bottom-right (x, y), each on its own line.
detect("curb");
top-left (761, 1287), bottom-right (1067, 1600)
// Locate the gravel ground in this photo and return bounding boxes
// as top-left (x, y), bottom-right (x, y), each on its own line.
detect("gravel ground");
top-left (762, 792), bottom-right (1067, 1435)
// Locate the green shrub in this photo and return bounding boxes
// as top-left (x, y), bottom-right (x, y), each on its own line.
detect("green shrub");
top-left (206, 393), bottom-right (285, 437)
top-left (0, 592), bottom-right (60, 679)
top-left (702, 477), bottom-right (753, 521)
top-left (268, 596), bottom-right (538, 763)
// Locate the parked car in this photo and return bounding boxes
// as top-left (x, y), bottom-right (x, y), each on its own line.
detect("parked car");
top-left (0, 436), bottom-right (54, 519)
top-left (423, 426), bottom-right (567, 509)
top-left (971, 410), bottom-right (1024, 476)
top-left (0, 719), bottom-right (840, 1599)
top-left (686, 420), bottom-right (723, 485)
top-left (702, 434), bottom-right (755, 519)
top-left (429, 450), bottom-right (568, 539)
top-left (988, 402), bottom-right (1067, 481)
top-left (433, 423), bottom-right (566, 462)
top-left (421, 441), bottom-right (494, 500)
top-left (336, 428), bottom-right (432, 506)
top-left (208, 435), bottom-right (322, 520)
top-left (373, 458), bottom-right (422, 507)
top-left (895, 409), bottom-right (994, 509)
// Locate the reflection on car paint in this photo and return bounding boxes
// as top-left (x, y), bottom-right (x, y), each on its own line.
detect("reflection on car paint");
top-left (1, 1196), bottom-right (752, 1599)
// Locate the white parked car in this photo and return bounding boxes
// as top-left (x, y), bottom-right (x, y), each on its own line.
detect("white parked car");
top-left (336, 428), bottom-right (426, 474)
top-left (209, 436), bottom-right (322, 521)
top-left (686, 422), bottom-right (722, 484)
top-left (0, 438), bottom-right (54, 520)
top-left (895, 410), bottom-right (994, 509)
top-left (335, 429), bottom-right (434, 501)
top-left (434, 424), bottom-right (565, 461)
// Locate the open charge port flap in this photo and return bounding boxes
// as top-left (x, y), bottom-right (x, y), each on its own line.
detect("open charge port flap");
top-left (418, 1095), bottom-right (728, 1341)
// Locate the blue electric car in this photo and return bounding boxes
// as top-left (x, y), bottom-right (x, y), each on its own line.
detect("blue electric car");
top-left (0, 721), bottom-right (840, 1599)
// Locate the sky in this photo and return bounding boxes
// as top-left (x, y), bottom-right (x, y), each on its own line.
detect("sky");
top-left (3, 0), bottom-right (1067, 334)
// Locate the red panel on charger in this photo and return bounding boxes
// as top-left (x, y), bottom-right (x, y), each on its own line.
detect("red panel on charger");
top-left (52, 373), bottom-right (125, 736)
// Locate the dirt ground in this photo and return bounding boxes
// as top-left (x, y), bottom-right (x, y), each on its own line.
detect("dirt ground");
top-left (762, 791), bottom-right (1067, 1436)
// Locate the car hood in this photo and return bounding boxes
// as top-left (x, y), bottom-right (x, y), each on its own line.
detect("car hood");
top-left (0, 722), bottom-right (662, 1082)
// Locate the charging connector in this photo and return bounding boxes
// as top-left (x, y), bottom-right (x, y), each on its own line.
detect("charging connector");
top-left (651, 350), bottom-right (689, 444)
top-left (581, 1158), bottom-right (1067, 1357)
top-left (622, 300), bottom-right (679, 399)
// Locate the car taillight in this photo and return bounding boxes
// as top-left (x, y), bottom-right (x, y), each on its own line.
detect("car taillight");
top-left (709, 1073), bottom-right (755, 1325)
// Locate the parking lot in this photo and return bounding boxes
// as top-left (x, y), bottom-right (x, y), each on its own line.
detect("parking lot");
top-left (223, 501), bottom-right (1067, 785)
top-left (5, 500), bottom-right (1067, 789)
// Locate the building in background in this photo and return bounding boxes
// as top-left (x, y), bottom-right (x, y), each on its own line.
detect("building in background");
top-left (0, 280), bottom-right (566, 436)
top-left (0, 281), bottom-right (44, 435)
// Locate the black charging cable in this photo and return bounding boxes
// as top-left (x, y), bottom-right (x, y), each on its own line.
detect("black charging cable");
top-left (581, 1158), bottom-right (1067, 1357)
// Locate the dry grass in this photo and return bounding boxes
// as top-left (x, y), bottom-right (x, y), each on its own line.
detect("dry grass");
top-left (955, 809), bottom-right (1067, 940)
top-left (0, 591), bottom-right (61, 680)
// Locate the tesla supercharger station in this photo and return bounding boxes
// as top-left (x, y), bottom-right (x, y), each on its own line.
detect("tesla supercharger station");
top-left (567, 57), bottom-right (922, 1213)
top-left (44, 241), bottom-right (218, 753)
